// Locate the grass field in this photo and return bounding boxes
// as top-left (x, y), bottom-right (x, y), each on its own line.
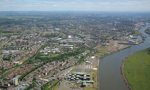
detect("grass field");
top-left (0, 50), bottom-right (2, 53)
top-left (20, 58), bottom-right (28, 62)
top-left (133, 31), bottom-right (141, 36)
top-left (0, 32), bottom-right (20, 37)
top-left (81, 35), bottom-right (91, 37)
top-left (0, 43), bottom-right (3, 47)
top-left (95, 46), bottom-right (109, 57)
top-left (41, 54), bottom-right (60, 58)
top-left (124, 48), bottom-right (150, 90)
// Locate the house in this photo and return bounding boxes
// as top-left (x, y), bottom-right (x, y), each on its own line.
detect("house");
top-left (82, 81), bottom-right (94, 87)
top-left (60, 62), bottom-right (66, 67)
top-left (50, 61), bottom-right (56, 65)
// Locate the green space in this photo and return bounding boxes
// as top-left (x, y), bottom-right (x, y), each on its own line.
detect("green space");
top-left (84, 87), bottom-right (96, 90)
top-left (0, 50), bottom-right (2, 53)
top-left (124, 48), bottom-right (150, 90)
top-left (19, 46), bottom-right (86, 81)
top-left (0, 61), bottom-right (2, 65)
top-left (20, 58), bottom-right (28, 62)
top-left (41, 80), bottom-right (60, 90)
top-left (84, 67), bottom-right (98, 90)
top-left (133, 31), bottom-right (141, 36)
top-left (0, 43), bottom-right (3, 47)
top-left (23, 43), bottom-right (49, 64)
top-left (95, 46), bottom-right (109, 57)
top-left (0, 68), bottom-right (16, 79)
top-left (0, 30), bottom-right (22, 37)
top-left (41, 54), bottom-right (60, 58)
top-left (43, 33), bottom-right (57, 38)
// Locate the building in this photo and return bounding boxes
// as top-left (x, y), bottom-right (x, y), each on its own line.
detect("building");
top-left (13, 77), bottom-right (18, 86)
top-left (50, 61), bottom-right (56, 65)
top-left (60, 62), bottom-right (66, 67)
top-left (65, 72), bottom-right (94, 87)
top-left (68, 35), bottom-right (72, 38)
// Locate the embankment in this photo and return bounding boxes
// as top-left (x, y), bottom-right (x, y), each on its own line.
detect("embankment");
top-left (120, 53), bottom-right (136, 90)
top-left (98, 45), bottom-right (131, 90)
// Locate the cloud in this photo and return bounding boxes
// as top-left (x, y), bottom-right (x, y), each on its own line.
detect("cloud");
top-left (53, 5), bottom-right (57, 7)
top-left (0, 0), bottom-right (150, 11)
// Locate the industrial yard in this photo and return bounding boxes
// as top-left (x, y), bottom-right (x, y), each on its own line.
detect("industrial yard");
top-left (53, 55), bottom-right (99, 90)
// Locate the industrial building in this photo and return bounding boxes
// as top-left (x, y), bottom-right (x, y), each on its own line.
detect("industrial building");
top-left (65, 72), bottom-right (94, 87)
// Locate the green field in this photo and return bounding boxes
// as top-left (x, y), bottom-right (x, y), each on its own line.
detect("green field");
top-left (124, 48), bottom-right (150, 90)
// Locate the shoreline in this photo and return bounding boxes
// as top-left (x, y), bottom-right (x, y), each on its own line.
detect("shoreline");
top-left (97, 45), bottom-right (131, 90)
top-left (97, 24), bottom-right (148, 90)
top-left (97, 59), bottom-right (101, 90)
top-left (120, 53), bottom-right (136, 90)
top-left (120, 26), bottom-right (147, 90)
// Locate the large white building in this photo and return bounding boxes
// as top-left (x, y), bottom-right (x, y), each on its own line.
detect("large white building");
top-left (13, 78), bottom-right (18, 86)
top-left (68, 35), bottom-right (72, 38)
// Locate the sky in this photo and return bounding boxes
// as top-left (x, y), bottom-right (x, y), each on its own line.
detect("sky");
top-left (0, 0), bottom-right (150, 11)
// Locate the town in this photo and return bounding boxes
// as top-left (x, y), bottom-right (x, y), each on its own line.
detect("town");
top-left (0, 11), bottom-right (150, 90)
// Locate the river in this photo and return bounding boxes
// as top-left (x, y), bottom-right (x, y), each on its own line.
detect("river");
top-left (132, 35), bottom-right (143, 40)
top-left (99, 23), bottom-right (150, 90)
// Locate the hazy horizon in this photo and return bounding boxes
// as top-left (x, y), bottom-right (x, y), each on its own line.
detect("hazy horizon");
top-left (0, 0), bottom-right (150, 11)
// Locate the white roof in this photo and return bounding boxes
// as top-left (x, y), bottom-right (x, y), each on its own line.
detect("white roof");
top-left (91, 56), bottom-right (95, 59)
top-left (93, 68), bottom-right (97, 70)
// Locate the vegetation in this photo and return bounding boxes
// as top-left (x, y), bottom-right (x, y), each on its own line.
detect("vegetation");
top-left (41, 54), bottom-right (59, 58)
top-left (0, 30), bottom-right (22, 37)
top-left (0, 64), bottom-right (21, 77)
top-left (41, 80), bottom-right (60, 90)
top-left (124, 48), bottom-right (150, 90)
top-left (23, 43), bottom-right (49, 64)
top-left (41, 81), bottom-right (52, 90)
top-left (133, 31), bottom-right (141, 36)
top-left (0, 43), bottom-right (3, 47)
top-left (145, 27), bottom-right (150, 35)
top-left (84, 70), bottom-right (98, 90)
top-left (24, 86), bottom-right (30, 90)
top-left (49, 80), bottom-right (60, 90)
top-left (24, 82), bottom-right (36, 90)
top-left (148, 48), bottom-right (150, 54)
top-left (35, 46), bottom-right (85, 62)
top-left (84, 87), bottom-right (96, 90)
top-left (19, 46), bottom-right (86, 81)
top-left (43, 33), bottom-right (57, 38)
top-left (0, 11), bottom-right (149, 90)
top-left (95, 46), bottom-right (109, 57)
top-left (0, 70), bottom-right (15, 79)
top-left (19, 66), bottom-right (38, 81)
top-left (20, 58), bottom-right (28, 62)
top-left (3, 54), bottom-right (11, 61)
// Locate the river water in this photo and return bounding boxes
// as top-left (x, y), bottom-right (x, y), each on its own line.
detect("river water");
top-left (132, 35), bottom-right (143, 40)
top-left (99, 23), bottom-right (150, 90)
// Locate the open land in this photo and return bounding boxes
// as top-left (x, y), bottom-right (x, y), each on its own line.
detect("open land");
top-left (95, 40), bottom-right (130, 58)
top-left (121, 48), bottom-right (150, 90)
